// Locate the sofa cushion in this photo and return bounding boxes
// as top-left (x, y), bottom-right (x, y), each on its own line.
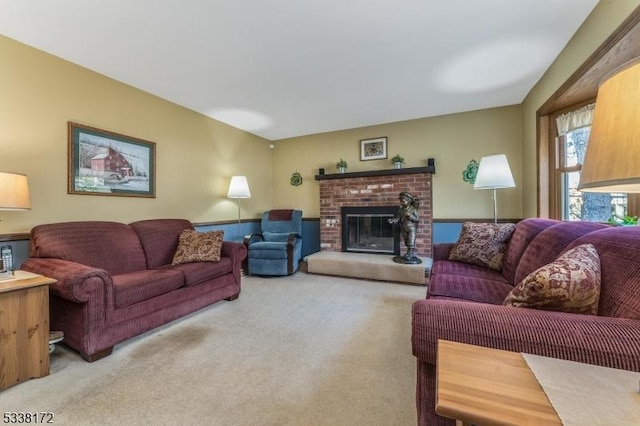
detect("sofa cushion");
top-left (29, 221), bottom-right (147, 275)
top-left (169, 258), bottom-right (233, 287)
top-left (247, 241), bottom-right (289, 259)
top-left (501, 218), bottom-right (559, 285)
top-left (172, 230), bottom-right (224, 265)
top-left (428, 273), bottom-right (513, 305)
top-left (566, 225), bottom-right (640, 319)
top-left (431, 260), bottom-right (508, 282)
top-left (263, 231), bottom-right (294, 243)
top-left (112, 269), bottom-right (185, 309)
top-left (130, 219), bottom-right (194, 268)
top-left (503, 244), bottom-right (601, 315)
top-left (513, 221), bottom-right (608, 285)
top-left (448, 222), bottom-right (516, 271)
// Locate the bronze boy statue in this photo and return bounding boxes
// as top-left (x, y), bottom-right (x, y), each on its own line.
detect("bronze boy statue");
top-left (389, 191), bottom-right (422, 264)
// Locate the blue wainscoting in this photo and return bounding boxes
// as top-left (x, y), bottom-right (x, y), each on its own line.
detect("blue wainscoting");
top-left (9, 219), bottom-right (463, 269)
top-left (433, 222), bottom-right (463, 244)
top-left (196, 221), bottom-right (260, 243)
top-left (278, 219), bottom-right (462, 259)
top-left (208, 218), bottom-right (462, 257)
top-left (197, 220), bottom-right (321, 259)
top-left (301, 220), bottom-right (321, 257)
top-left (196, 218), bottom-right (320, 257)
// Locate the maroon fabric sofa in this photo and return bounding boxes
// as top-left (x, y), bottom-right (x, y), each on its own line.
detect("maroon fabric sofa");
top-left (21, 219), bottom-right (246, 362)
top-left (412, 218), bottom-right (640, 425)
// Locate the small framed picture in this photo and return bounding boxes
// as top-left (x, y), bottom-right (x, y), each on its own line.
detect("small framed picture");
top-left (360, 137), bottom-right (388, 161)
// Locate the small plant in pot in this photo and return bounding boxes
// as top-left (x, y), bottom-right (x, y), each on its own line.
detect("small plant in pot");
top-left (391, 154), bottom-right (405, 169)
top-left (336, 158), bottom-right (348, 173)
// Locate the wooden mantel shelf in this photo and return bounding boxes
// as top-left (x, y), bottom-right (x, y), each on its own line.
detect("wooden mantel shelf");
top-left (314, 166), bottom-right (435, 180)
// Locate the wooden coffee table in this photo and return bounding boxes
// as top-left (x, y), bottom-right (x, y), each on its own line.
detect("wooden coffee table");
top-left (436, 340), bottom-right (561, 426)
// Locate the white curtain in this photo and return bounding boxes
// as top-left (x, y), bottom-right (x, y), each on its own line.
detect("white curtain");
top-left (555, 103), bottom-right (595, 136)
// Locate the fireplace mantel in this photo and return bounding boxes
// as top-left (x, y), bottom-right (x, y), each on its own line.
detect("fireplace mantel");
top-left (315, 166), bottom-right (435, 180)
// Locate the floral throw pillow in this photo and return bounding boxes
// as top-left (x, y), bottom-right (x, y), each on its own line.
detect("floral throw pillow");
top-left (503, 244), bottom-right (601, 315)
top-left (448, 222), bottom-right (516, 271)
top-left (172, 230), bottom-right (224, 265)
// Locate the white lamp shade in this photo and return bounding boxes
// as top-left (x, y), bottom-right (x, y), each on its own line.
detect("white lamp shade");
top-left (578, 58), bottom-right (640, 192)
top-left (0, 171), bottom-right (31, 210)
top-left (474, 154), bottom-right (516, 189)
top-left (227, 176), bottom-right (251, 198)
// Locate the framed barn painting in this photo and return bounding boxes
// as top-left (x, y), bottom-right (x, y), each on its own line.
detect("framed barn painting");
top-left (68, 122), bottom-right (156, 197)
top-left (360, 137), bottom-right (388, 161)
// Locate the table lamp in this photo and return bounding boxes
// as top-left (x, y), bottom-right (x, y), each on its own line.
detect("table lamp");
top-left (578, 58), bottom-right (640, 193)
top-left (0, 171), bottom-right (31, 211)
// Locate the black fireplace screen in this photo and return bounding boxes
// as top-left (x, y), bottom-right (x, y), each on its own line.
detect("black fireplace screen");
top-left (341, 206), bottom-right (400, 255)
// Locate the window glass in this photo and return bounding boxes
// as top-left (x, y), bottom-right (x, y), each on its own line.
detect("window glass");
top-left (560, 126), bottom-right (626, 222)
top-left (564, 127), bottom-right (589, 168)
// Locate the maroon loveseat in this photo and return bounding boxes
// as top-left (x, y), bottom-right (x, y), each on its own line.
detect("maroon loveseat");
top-left (21, 219), bottom-right (246, 362)
top-left (412, 218), bottom-right (640, 425)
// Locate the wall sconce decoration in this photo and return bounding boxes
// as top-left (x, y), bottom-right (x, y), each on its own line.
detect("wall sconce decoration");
top-left (462, 160), bottom-right (479, 184)
top-left (290, 172), bottom-right (303, 186)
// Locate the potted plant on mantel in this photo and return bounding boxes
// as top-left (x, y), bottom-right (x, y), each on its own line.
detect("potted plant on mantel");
top-left (336, 158), bottom-right (348, 173)
top-left (391, 154), bottom-right (405, 169)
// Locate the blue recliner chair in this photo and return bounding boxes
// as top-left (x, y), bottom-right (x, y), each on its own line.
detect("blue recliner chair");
top-left (244, 209), bottom-right (303, 276)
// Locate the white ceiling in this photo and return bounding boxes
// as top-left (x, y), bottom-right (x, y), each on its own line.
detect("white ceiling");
top-left (0, 0), bottom-right (599, 141)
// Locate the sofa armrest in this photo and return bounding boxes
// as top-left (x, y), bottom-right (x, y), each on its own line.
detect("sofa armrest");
top-left (243, 233), bottom-right (263, 247)
top-left (286, 233), bottom-right (302, 247)
top-left (412, 299), bottom-right (640, 372)
top-left (432, 243), bottom-right (454, 261)
top-left (20, 257), bottom-right (112, 304)
top-left (221, 241), bottom-right (247, 278)
top-left (222, 241), bottom-right (247, 262)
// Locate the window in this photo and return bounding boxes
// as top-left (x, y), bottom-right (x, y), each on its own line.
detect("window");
top-left (536, 7), bottom-right (640, 221)
top-left (555, 105), bottom-right (626, 222)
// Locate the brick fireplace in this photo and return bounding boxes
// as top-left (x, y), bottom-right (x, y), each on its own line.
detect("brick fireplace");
top-left (315, 166), bottom-right (434, 258)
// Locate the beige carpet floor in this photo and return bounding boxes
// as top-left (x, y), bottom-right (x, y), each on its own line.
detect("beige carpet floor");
top-left (1, 273), bottom-right (426, 426)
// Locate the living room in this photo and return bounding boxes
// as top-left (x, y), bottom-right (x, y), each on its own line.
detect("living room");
top-left (2, 1), bottom-right (640, 425)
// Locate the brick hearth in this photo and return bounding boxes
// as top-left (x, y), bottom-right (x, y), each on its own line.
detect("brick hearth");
top-left (316, 167), bottom-right (433, 257)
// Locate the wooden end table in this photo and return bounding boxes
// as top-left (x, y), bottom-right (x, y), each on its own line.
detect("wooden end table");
top-left (436, 339), bottom-right (561, 426)
top-left (0, 271), bottom-right (56, 390)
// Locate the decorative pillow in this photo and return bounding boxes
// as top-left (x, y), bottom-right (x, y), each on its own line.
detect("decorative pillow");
top-left (503, 243), bottom-right (601, 315)
top-left (448, 222), bottom-right (516, 271)
top-left (172, 230), bottom-right (224, 265)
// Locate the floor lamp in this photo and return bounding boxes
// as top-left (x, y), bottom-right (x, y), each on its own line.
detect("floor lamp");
top-left (227, 176), bottom-right (251, 239)
top-left (474, 154), bottom-right (515, 223)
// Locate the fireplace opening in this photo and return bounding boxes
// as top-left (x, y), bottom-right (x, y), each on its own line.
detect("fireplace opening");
top-left (341, 206), bottom-right (400, 255)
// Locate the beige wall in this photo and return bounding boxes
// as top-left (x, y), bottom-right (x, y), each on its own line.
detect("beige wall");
top-left (0, 35), bottom-right (273, 234)
top-left (522, 0), bottom-right (640, 217)
top-left (4, 1), bottom-right (636, 234)
top-left (272, 105), bottom-right (523, 220)
top-left (276, 1), bottom-right (640, 221)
